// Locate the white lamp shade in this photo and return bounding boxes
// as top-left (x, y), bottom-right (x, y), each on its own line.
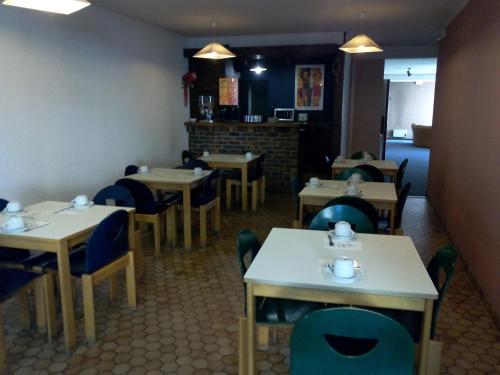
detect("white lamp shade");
top-left (339, 34), bottom-right (383, 54)
top-left (2, 0), bottom-right (90, 14)
top-left (193, 42), bottom-right (236, 60)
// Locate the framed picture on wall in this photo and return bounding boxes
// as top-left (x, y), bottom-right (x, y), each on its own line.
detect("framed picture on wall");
top-left (294, 64), bottom-right (324, 110)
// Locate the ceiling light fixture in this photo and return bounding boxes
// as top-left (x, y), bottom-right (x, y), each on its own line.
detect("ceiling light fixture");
top-left (193, 21), bottom-right (236, 60)
top-left (250, 65), bottom-right (267, 74)
top-left (339, 12), bottom-right (383, 54)
top-left (2, 0), bottom-right (90, 15)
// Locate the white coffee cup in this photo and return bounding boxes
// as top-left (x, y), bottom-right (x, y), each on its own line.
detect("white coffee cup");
top-left (334, 221), bottom-right (354, 237)
top-left (139, 165), bottom-right (149, 173)
top-left (346, 184), bottom-right (360, 196)
top-left (335, 155), bottom-right (345, 162)
top-left (309, 177), bottom-right (320, 187)
top-left (349, 173), bottom-right (362, 183)
top-left (72, 194), bottom-right (89, 207)
top-left (203, 151), bottom-right (210, 157)
top-left (193, 167), bottom-right (203, 176)
top-left (333, 256), bottom-right (355, 279)
top-left (2, 216), bottom-right (26, 231)
top-left (363, 151), bottom-right (374, 161)
top-left (5, 201), bottom-right (22, 213)
top-left (245, 152), bottom-right (253, 159)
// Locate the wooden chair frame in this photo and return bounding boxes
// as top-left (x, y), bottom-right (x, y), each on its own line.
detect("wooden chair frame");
top-left (226, 176), bottom-right (265, 212)
top-left (135, 205), bottom-right (176, 256)
top-left (179, 196), bottom-right (221, 248)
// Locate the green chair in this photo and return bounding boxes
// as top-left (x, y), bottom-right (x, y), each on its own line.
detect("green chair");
top-left (309, 197), bottom-right (378, 233)
top-left (237, 230), bottom-right (322, 346)
top-left (396, 158), bottom-right (409, 190)
top-left (379, 182), bottom-right (411, 233)
top-left (290, 307), bottom-right (414, 375)
top-left (386, 245), bottom-right (458, 341)
top-left (351, 151), bottom-right (377, 160)
top-left (334, 167), bottom-right (374, 182)
top-left (356, 164), bottom-right (385, 182)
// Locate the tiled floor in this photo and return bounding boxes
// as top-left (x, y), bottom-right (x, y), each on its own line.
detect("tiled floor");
top-left (2, 194), bottom-right (499, 374)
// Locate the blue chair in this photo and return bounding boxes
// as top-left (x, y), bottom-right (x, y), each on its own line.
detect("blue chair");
top-left (115, 178), bottom-right (177, 255)
top-left (46, 210), bottom-right (136, 342)
top-left (0, 199), bottom-right (31, 264)
top-left (181, 170), bottom-right (221, 247)
top-left (309, 196), bottom-right (378, 233)
top-left (236, 230), bottom-right (322, 351)
top-left (334, 167), bottom-right (374, 182)
top-left (356, 164), bottom-right (385, 182)
top-left (181, 150), bottom-right (197, 165)
top-left (290, 307), bottom-right (414, 375)
top-left (0, 267), bottom-right (56, 371)
top-left (226, 153), bottom-right (266, 212)
top-left (93, 185), bottom-right (135, 207)
top-left (177, 159), bottom-right (210, 170)
top-left (124, 165), bottom-right (139, 176)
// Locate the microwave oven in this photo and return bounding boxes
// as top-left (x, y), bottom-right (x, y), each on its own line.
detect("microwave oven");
top-left (274, 108), bottom-right (295, 122)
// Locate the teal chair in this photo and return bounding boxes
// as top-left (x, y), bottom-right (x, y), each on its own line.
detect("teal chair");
top-left (309, 197), bottom-right (378, 233)
top-left (383, 245), bottom-right (458, 341)
top-left (351, 151), bottom-right (377, 160)
top-left (334, 167), bottom-right (374, 182)
top-left (356, 164), bottom-right (385, 182)
top-left (290, 307), bottom-right (414, 375)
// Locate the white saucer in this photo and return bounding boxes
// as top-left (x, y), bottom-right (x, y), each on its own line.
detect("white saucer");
top-left (72, 201), bottom-right (94, 210)
top-left (329, 230), bottom-right (356, 240)
top-left (1, 209), bottom-right (24, 215)
top-left (324, 265), bottom-right (361, 283)
top-left (0, 225), bottom-right (29, 233)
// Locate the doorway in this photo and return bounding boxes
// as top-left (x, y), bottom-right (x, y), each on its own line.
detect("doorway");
top-left (383, 58), bottom-right (437, 196)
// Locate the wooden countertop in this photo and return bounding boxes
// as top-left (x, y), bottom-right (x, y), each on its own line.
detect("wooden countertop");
top-left (184, 121), bottom-right (305, 129)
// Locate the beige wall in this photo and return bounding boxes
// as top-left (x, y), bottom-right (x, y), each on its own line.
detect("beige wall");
top-left (387, 82), bottom-right (435, 138)
top-left (348, 58), bottom-right (385, 157)
top-left (0, 6), bottom-right (188, 204)
top-left (428, 0), bottom-right (500, 319)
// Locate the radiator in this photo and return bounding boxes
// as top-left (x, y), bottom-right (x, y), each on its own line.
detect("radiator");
top-left (393, 129), bottom-right (407, 138)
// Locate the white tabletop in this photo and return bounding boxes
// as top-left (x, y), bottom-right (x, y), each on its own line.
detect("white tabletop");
top-left (244, 228), bottom-right (437, 299)
top-left (199, 153), bottom-right (260, 164)
top-left (128, 168), bottom-right (209, 184)
top-left (0, 201), bottom-right (134, 241)
top-left (332, 159), bottom-right (398, 171)
top-left (300, 180), bottom-right (397, 203)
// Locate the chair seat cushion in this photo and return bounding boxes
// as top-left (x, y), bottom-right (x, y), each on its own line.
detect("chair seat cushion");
top-left (0, 247), bottom-right (31, 263)
top-left (191, 192), bottom-right (217, 208)
top-left (46, 246), bottom-right (127, 276)
top-left (256, 297), bottom-right (323, 324)
top-left (158, 192), bottom-right (182, 205)
top-left (21, 251), bottom-right (58, 268)
top-left (0, 268), bottom-right (39, 303)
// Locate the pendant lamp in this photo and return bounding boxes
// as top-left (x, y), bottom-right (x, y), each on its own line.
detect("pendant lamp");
top-left (339, 12), bottom-right (383, 54)
top-left (193, 21), bottom-right (236, 60)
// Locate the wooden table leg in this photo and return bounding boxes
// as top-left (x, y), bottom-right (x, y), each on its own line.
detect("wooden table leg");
top-left (56, 241), bottom-right (76, 351)
top-left (299, 199), bottom-right (305, 228)
top-left (389, 202), bottom-right (396, 234)
top-left (332, 167), bottom-right (336, 179)
top-left (242, 166), bottom-right (248, 212)
top-left (238, 316), bottom-right (248, 375)
top-left (246, 283), bottom-right (256, 375)
top-left (182, 186), bottom-right (192, 250)
top-left (418, 299), bottom-right (434, 375)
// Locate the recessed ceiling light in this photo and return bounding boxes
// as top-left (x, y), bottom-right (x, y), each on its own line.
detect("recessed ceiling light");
top-left (2, 0), bottom-right (91, 15)
top-left (250, 65), bottom-right (267, 74)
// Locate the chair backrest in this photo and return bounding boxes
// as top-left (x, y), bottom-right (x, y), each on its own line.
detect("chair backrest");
top-left (395, 182), bottom-right (411, 228)
top-left (290, 307), bottom-right (414, 375)
top-left (236, 229), bottom-right (261, 277)
top-left (85, 210), bottom-right (129, 274)
top-left (0, 198), bottom-right (8, 211)
top-left (290, 176), bottom-right (302, 220)
top-left (177, 159), bottom-right (210, 170)
top-left (93, 185), bottom-right (135, 208)
top-left (309, 196), bottom-right (378, 233)
top-left (255, 153), bottom-right (266, 178)
top-left (427, 245), bottom-right (458, 337)
top-left (114, 178), bottom-right (156, 214)
top-left (350, 151), bottom-right (377, 160)
top-left (181, 150), bottom-right (197, 165)
top-left (195, 169), bottom-right (220, 205)
top-left (396, 158), bottom-right (409, 190)
top-left (355, 164), bottom-right (385, 182)
top-left (124, 165), bottom-right (139, 176)
top-left (334, 167), bottom-right (374, 182)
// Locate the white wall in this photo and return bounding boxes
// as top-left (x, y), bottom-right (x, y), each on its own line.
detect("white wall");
top-left (0, 5), bottom-right (188, 205)
top-left (387, 82), bottom-right (435, 138)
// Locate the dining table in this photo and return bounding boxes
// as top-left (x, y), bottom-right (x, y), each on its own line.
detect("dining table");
top-left (299, 180), bottom-right (398, 233)
top-left (198, 153), bottom-right (260, 212)
top-left (0, 201), bottom-right (136, 351)
top-left (332, 159), bottom-right (399, 181)
top-left (128, 168), bottom-right (209, 250)
top-left (242, 228), bottom-right (438, 375)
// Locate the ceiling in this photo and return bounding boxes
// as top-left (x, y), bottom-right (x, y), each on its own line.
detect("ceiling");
top-left (384, 58), bottom-right (437, 81)
top-left (92, 0), bottom-right (469, 46)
